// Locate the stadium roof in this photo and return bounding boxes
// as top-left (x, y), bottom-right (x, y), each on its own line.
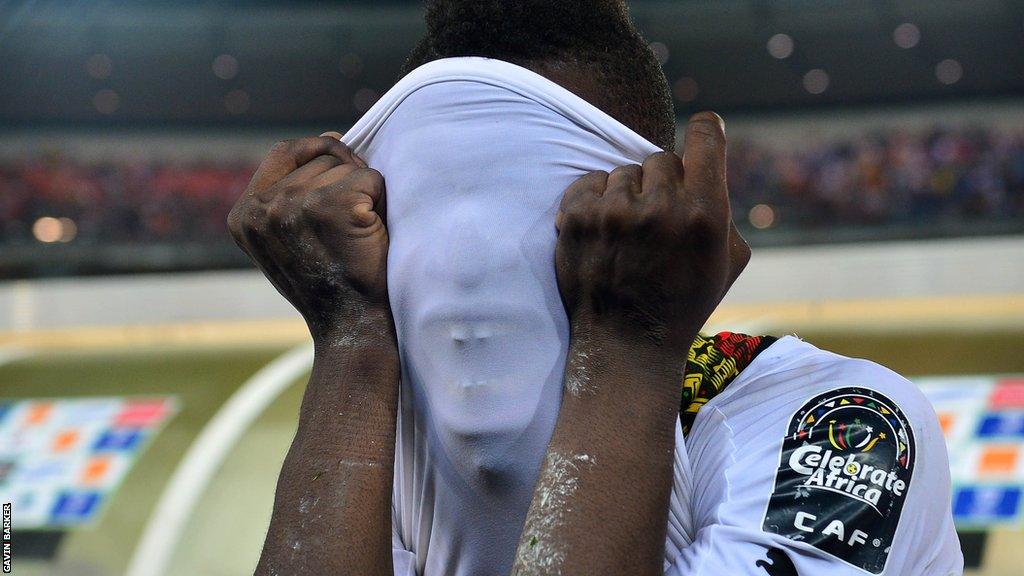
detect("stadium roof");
top-left (1, 0), bottom-right (1021, 127)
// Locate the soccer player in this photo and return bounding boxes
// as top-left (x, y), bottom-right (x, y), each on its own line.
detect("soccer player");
top-left (227, 1), bottom-right (963, 575)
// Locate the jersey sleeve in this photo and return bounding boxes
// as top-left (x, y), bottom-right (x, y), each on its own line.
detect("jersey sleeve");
top-left (665, 348), bottom-right (963, 575)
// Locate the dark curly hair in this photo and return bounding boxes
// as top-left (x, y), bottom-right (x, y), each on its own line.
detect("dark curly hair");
top-left (403, 0), bottom-right (676, 150)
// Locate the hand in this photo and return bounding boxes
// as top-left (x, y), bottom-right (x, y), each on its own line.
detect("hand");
top-left (227, 134), bottom-right (389, 342)
top-left (554, 112), bottom-right (748, 352)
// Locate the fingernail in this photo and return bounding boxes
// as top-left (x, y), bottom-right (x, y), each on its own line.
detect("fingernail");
top-left (710, 113), bottom-right (725, 133)
top-left (690, 112), bottom-right (725, 133)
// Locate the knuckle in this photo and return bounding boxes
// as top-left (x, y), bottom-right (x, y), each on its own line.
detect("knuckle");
top-left (264, 206), bottom-right (281, 227)
top-left (558, 213), bottom-right (587, 240)
top-left (300, 190), bottom-right (329, 218)
top-left (320, 137), bottom-right (350, 158)
top-left (320, 137), bottom-right (363, 167)
top-left (600, 206), bottom-right (631, 232)
top-left (610, 163), bottom-right (639, 175)
top-left (241, 212), bottom-right (265, 245)
top-left (634, 206), bottom-right (660, 231)
top-left (356, 167), bottom-right (384, 185)
top-left (350, 168), bottom-right (385, 195)
top-left (560, 189), bottom-right (590, 215)
top-left (226, 218), bottom-right (244, 247)
top-left (309, 154), bottom-right (342, 173)
top-left (265, 200), bottom-right (289, 227)
top-left (686, 202), bottom-right (712, 226)
top-left (576, 170), bottom-right (609, 191)
top-left (316, 165), bottom-right (354, 187)
top-left (226, 205), bottom-right (243, 235)
top-left (281, 180), bottom-right (307, 196)
top-left (562, 201), bottom-right (588, 220)
top-left (649, 150), bottom-right (678, 162)
top-left (647, 151), bottom-right (683, 172)
top-left (608, 165), bottom-right (642, 195)
top-left (561, 203), bottom-right (593, 229)
top-left (609, 163), bottom-right (642, 181)
top-left (330, 139), bottom-right (353, 156)
top-left (687, 207), bottom-right (724, 243)
top-left (269, 139), bottom-right (294, 156)
top-left (642, 152), bottom-right (684, 187)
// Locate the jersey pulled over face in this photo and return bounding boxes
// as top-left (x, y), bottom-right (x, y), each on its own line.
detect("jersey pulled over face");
top-left (374, 87), bottom-right (571, 443)
top-left (346, 59), bottom-right (660, 468)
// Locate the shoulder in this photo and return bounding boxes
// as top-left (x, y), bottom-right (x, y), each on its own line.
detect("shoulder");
top-left (685, 336), bottom-right (959, 575)
top-left (701, 336), bottom-right (946, 480)
top-left (709, 336), bottom-right (939, 429)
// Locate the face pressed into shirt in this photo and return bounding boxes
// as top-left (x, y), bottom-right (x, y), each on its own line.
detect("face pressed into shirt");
top-left (394, 167), bottom-right (566, 442)
top-left (348, 59), bottom-right (666, 480)
top-left (377, 83), bottom-right (573, 461)
top-left (386, 66), bottom-right (660, 452)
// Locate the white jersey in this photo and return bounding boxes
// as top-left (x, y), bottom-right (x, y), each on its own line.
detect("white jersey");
top-left (342, 57), bottom-right (962, 576)
top-left (664, 335), bottom-right (964, 575)
top-left (385, 334), bottom-right (964, 576)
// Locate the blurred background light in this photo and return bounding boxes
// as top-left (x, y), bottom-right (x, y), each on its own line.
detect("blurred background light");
top-left (649, 41), bottom-right (670, 65)
top-left (32, 217), bottom-right (77, 243)
top-left (673, 77), bottom-right (699, 103)
top-left (92, 89), bottom-right (120, 114)
top-left (212, 54), bottom-right (239, 80)
top-left (936, 59), bottom-right (964, 85)
top-left (339, 53), bottom-right (363, 78)
top-left (802, 69), bottom-right (829, 94)
top-left (58, 218), bottom-right (78, 242)
top-left (748, 204), bottom-right (776, 229)
top-left (85, 54), bottom-right (113, 79)
top-left (767, 33), bottom-right (794, 59)
top-left (893, 23), bottom-right (921, 49)
top-left (224, 89), bottom-right (250, 115)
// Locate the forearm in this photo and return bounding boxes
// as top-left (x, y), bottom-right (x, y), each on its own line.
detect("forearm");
top-left (512, 324), bottom-right (688, 576)
top-left (255, 310), bottom-right (400, 576)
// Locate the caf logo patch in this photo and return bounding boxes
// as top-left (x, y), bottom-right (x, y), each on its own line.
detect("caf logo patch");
top-left (761, 386), bottom-right (915, 574)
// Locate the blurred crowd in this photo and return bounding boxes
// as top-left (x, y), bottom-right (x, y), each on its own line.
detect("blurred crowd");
top-left (0, 157), bottom-right (253, 244)
top-left (728, 126), bottom-right (1024, 229)
top-left (1, 125), bottom-right (1023, 246)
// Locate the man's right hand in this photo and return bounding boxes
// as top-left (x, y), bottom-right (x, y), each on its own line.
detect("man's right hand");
top-left (227, 134), bottom-right (389, 341)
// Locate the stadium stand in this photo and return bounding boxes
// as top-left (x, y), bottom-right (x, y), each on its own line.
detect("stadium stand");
top-left (2, 125), bottom-right (1021, 252)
